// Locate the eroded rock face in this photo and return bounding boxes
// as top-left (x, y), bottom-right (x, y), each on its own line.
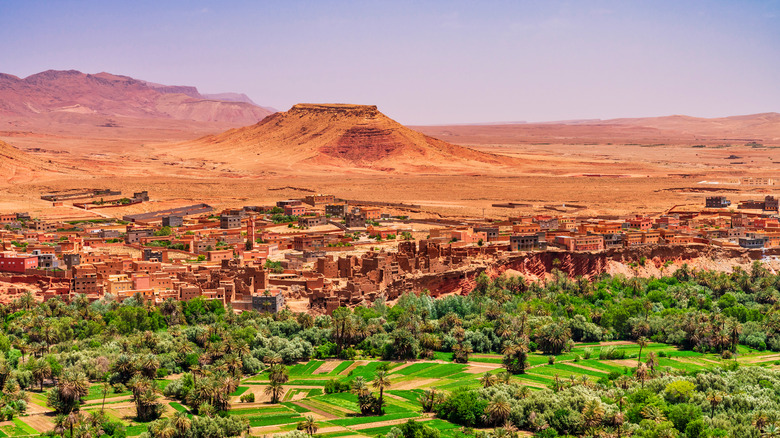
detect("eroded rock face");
top-left (320, 126), bottom-right (404, 162)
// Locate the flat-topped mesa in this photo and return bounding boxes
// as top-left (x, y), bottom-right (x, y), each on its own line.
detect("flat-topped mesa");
top-left (288, 103), bottom-right (380, 118)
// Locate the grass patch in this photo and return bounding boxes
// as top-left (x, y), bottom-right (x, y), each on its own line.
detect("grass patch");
top-left (84, 384), bottom-right (131, 401)
top-left (330, 412), bottom-right (420, 427)
top-left (169, 402), bottom-right (188, 413)
top-left (126, 424), bottom-right (149, 436)
top-left (330, 360), bottom-right (355, 375)
top-left (231, 386), bottom-right (249, 397)
top-left (243, 413), bottom-right (304, 427)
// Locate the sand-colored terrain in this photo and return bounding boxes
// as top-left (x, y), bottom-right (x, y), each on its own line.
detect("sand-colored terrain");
top-left (0, 98), bottom-right (777, 219)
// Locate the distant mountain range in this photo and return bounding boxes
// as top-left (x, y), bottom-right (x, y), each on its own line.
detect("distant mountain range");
top-left (0, 70), bottom-right (274, 131)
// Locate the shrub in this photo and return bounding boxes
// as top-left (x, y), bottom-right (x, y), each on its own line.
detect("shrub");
top-left (240, 393), bottom-right (255, 403)
top-left (324, 378), bottom-right (350, 394)
top-left (435, 389), bottom-right (488, 427)
top-left (664, 380), bottom-right (695, 403)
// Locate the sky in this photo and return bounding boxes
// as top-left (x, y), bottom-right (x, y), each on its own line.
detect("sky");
top-left (0, 0), bottom-right (778, 124)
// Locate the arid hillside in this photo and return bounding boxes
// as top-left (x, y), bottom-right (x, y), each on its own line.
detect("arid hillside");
top-left (414, 112), bottom-right (780, 146)
top-left (0, 70), bottom-right (274, 136)
top-left (167, 103), bottom-right (520, 174)
top-left (0, 139), bottom-right (76, 183)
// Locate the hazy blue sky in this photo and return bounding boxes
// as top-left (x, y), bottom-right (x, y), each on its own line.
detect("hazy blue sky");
top-left (1, 0), bottom-right (778, 124)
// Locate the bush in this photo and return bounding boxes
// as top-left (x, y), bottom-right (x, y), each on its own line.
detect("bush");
top-left (324, 378), bottom-right (350, 394)
top-left (435, 390), bottom-right (488, 427)
top-left (664, 380), bottom-right (695, 403)
top-left (598, 346), bottom-right (626, 360)
top-left (666, 403), bottom-right (702, 432)
top-left (240, 393), bottom-right (255, 403)
top-left (548, 356), bottom-right (556, 365)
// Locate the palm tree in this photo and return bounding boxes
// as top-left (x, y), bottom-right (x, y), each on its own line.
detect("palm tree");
top-left (66, 411), bottom-right (82, 438)
top-left (641, 405), bottom-right (666, 423)
top-left (613, 411), bottom-right (625, 438)
top-left (53, 414), bottom-right (67, 438)
top-left (171, 411), bottom-right (192, 436)
top-left (265, 381), bottom-right (284, 404)
top-left (762, 423), bottom-right (780, 438)
top-left (452, 342), bottom-right (472, 364)
top-left (485, 394), bottom-right (511, 426)
top-left (372, 370), bottom-right (391, 412)
top-left (645, 352), bottom-right (659, 374)
top-left (582, 400), bottom-right (605, 433)
top-left (480, 372), bottom-right (497, 388)
top-left (30, 358), bottom-right (52, 391)
top-left (100, 381), bottom-right (111, 413)
top-left (299, 415), bottom-right (319, 436)
top-left (754, 413), bottom-right (771, 431)
top-left (497, 370), bottom-right (512, 384)
top-left (635, 363), bottom-right (649, 388)
top-left (636, 337), bottom-right (649, 367)
top-left (351, 376), bottom-right (369, 397)
top-left (268, 364), bottom-right (289, 384)
top-left (706, 391), bottom-right (724, 417)
top-left (419, 388), bottom-right (444, 413)
top-left (139, 354), bottom-right (160, 379)
top-left (56, 371), bottom-right (89, 413)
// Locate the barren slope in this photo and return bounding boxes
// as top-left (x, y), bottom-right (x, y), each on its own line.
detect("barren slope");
top-left (171, 104), bottom-right (519, 174)
top-left (0, 70), bottom-right (273, 133)
top-left (0, 139), bottom-right (71, 183)
top-left (415, 112), bottom-right (780, 146)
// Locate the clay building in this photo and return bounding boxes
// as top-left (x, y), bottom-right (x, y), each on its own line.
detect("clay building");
top-left (345, 212), bottom-right (366, 228)
top-left (706, 196), bottom-right (731, 208)
top-left (162, 215), bottom-right (184, 227)
top-left (0, 252), bottom-right (38, 273)
top-left (220, 215), bottom-right (242, 229)
top-left (252, 292), bottom-right (285, 312)
top-left (474, 226), bottom-right (500, 242)
top-left (62, 254), bottom-right (81, 270)
top-left (284, 205), bottom-right (307, 216)
top-left (740, 237), bottom-right (766, 249)
top-left (293, 235), bottom-right (325, 251)
top-left (98, 229), bottom-right (120, 239)
top-left (533, 216), bottom-right (559, 230)
top-left (509, 233), bottom-right (547, 251)
top-left (126, 228), bottom-right (153, 244)
top-left (29, 221), bottom-right (57, 233)
top-left (298, 216), bottom-right (327, 228)
top-left (303, 194), bottom-right (336, 206)
top-left (765, 196), bottom-right (779, 212)
top-left (326, 203), bottom-right (348, 217)
top-left (71, 274), bottom-right (99, 296)
top-left (277, 199), bottom-right (302, 208)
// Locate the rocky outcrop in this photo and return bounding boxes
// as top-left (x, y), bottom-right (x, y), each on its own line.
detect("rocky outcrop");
top-left (181, 103), bottom-right (517, 174)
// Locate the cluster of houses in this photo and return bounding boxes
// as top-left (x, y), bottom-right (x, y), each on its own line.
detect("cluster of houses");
top-left (0, 192), bottom-right (778, 312)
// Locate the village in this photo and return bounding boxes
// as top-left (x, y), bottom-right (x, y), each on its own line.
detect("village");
top-left (1, 191), bottom-right (779, 314)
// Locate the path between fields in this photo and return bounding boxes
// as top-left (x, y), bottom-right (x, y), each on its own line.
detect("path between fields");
top-left (350, 413), bottom-right (434, 430)
top-left (292, 401), bottom-right (339, 420)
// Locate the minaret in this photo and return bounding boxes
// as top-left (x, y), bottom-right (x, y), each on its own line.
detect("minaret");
top-left (246, 217), bottom-right (255, 250)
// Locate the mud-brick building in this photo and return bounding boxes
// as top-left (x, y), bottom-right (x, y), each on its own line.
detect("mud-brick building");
top-left (705, 196), bottom-right (731, 208)
top-left (303, 194), bottom-right (335, 206)
top-left (252, 292), bottom-right (285, 313)
top-left (509, 232), bottom-right (547, 251)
